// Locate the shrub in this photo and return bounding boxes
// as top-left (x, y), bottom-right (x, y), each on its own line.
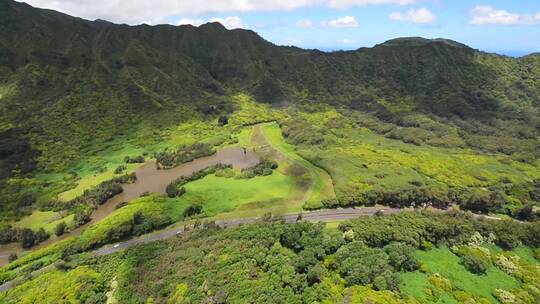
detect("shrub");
top-left (384, 242), bottom-right (420, 271)
top-left (239, 160), bottom-right (278, 179)
top-left (165, 184), bottom-right (186, 198)
top-left (183, 205), bottom-right (203, 218)
top-left (335, 241), bottom-right (400, 291)
top-left (420, 241), bottom-right (433, 251)
top-left (114, 165), bottom-right (127, 174)
top-left (408, 180), bottom-right (424, 187)
top-left (494, 289), bottom-right (516, 304)
top-left (514, 204), bottom-right (539, 221)
top-left (73, 209), bottom-right (92, 227)
top-left (218, 115), bottom-right (229, 126)
top-left (0, 226), bottom-right (18, 244)
top-left (167, 164), bottom-right (231, 198)
top-left (155, 143), bottom-right (214, 169)
top-left (125, 155), bottom-right (145, 163)
top-left (55, 221), bottom-right (67, 236)
top-left (65, 173), bottom-right (135, 209)
top-left (8, 253), bottom-right (17, 263)
top-left (115, 201), bottom-right (128, 209)
top-left (19, 229), bottom-right (37, 248)
top-left (461, 254), bottom-right (488, 275)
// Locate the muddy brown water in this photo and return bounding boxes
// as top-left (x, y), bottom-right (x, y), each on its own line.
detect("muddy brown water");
top-left (0, 147), bottom-right (259, 266)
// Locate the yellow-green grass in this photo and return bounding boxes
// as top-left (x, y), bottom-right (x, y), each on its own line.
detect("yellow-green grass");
top-left (235, 126), bottom-right (253, 148)
top-left (55, 95), bottom-right (277, 202)
top-left (0, 237), bottom-right (77, 284)
top-left (400, 246), bottom-right (520, 303)
top-left (323, 221), bottom-right (343, 230)
top-left (260, 122), bottom-right (336, 207)
top-left (228, 94), bottom-right (287, 126)
top-left (78, 194), bottom-right (181, 246)
top-left (0, 85), bottom-right (12, 102)
top-left (58, 163), bottom-right (143, 201)
top-left (182, 171), bottom-right (299, 219)
top-left (0, 266), bottom-right (101, 303)
top-left (487, 245), bottom-right (538, 265)
top-left (11, 211), bottom-right (74, 235)
top-left (294, 109), bottom-right (540, 205)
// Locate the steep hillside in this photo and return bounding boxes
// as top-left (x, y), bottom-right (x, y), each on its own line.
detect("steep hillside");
top-left (0, 0), bottom-right (539, 217)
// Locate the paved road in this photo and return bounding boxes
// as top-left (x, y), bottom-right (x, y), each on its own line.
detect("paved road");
top-left (93, 207), bottom-right (401, 256)
top-left (0, 206), bottom-right (400, 292)
top-left (0, 205), bottom-right (514, 292)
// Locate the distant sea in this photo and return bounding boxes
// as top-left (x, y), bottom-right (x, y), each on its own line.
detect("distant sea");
top-left (489, 50), bottom-right (536, 57)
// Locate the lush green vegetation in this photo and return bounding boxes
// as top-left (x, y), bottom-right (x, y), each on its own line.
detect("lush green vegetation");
top-left (1, 212), bottom-right (537, 303)
top-left (166, 164), bottom-right (232, 198)
top-left (0, 1), bottom-right (539, 302)
top-left (280, 106), bottom-right (539, 218)
top-left (155, 143), bottom-right (215, 169)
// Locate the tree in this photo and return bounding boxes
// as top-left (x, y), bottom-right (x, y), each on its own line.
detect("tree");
top-left (55, 221), bottom-right (67, 236)
top-left (8, 253), bottom-right (17, 263)
top-left (166, 183), bottom-right (186, 198)
top-left (515, 204), bottom-right (538, 221)
top-left (183, 205), bottom-right (203, 218)
top-left (306, 263), bottom-right (324, 285)
top-left (461, 254), bottom-right (488, 275)
top-left (19, 228), bottom-right (36, 248)
top-left (384, 242), bottom-right (420, 271)
top-left (35, 228), bottom-right (50, 243)
top-left (114, 165), bottom-right (126, 174)
top-left (74, 210), bottom-right (91, 227)
top-left (218, 115), bottom-right (229, 126)
top-left (133, 210), bottom-right (144, 225)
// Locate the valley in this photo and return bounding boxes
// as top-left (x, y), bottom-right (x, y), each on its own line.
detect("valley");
top-left (0, 0), bottom-right (538, 302)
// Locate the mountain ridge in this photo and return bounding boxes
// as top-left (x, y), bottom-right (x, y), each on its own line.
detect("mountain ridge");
top-left (0, 0), bottom-right (538, 175)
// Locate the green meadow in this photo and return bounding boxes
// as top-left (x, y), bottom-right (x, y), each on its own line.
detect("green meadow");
top-left (290, 108), bottom-right (539, 211)
top-left (6, 96), bottom-right (540, 249)
top-left (400, 246), bottom-right (520, 303)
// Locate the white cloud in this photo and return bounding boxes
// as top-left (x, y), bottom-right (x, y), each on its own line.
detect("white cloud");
top-left (286, 38), bottom-right (302, 44)
top-left (322, 16), bottom-right (359, 27)
top-left (296, 19), bottom-right (314, 27)
top-left (470, 5), bottom-right (540, 26)
top-left (24, 0), bottom-right (417, 24)
top-left (209, 16), bottom-right (244, 29)
top-left (329, 0), bottom-right (415, 9)
top-left (339, 38), bottom-right (355, 44)
top-left (389, 8), bottom-right (436, 24)
top-left (175, 18), bottom-right (205, 26)
top-left (174, 16), bottom-right (244, 29)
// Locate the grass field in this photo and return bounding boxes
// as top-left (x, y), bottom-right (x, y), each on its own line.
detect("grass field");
top-left (259, 122), bottom-right (336, 208)
top-left (292, 108), bottom-right (540, 209)
top-left (0, 266), bottom-right (101, 303)
top-left (400, 246), bottom-right (520, 303)
top-left (181, 172), bottom-right (297, 218)
top-left (11, 210), bottom-right (74, 235)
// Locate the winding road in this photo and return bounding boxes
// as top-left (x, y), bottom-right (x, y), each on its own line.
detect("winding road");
top-left (93, 206), bottom-right (402, 256)
top-left (0, 206), bottom-right (402, 293)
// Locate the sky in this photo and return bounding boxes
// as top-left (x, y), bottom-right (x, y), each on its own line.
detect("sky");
top-left (23, 0), bottom-right (540, 56)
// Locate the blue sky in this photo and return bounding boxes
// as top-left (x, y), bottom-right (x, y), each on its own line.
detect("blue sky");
top-left (25, 0), bottom-right (540, 56)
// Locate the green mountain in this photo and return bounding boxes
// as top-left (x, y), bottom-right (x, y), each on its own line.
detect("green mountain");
top-left (0, 3), bottom-right (539, 302)
top-left (0, 0), bottom-right (539, 214)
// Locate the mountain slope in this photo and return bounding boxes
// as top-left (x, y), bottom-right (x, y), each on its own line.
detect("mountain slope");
top-left (0, 0), bottom-right (539, 213)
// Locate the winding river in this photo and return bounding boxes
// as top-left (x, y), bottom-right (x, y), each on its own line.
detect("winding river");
top-left (0, 147), bottom-right (259, 265)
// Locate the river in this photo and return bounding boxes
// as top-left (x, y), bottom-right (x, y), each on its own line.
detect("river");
top-left (0, 147), bottom-right (259, 266)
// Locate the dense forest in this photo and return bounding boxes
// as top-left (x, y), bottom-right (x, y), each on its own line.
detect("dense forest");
top-left (1, 212), bottom-right (539, 303)
top-left (1, 0), bottom-right (539, 176)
